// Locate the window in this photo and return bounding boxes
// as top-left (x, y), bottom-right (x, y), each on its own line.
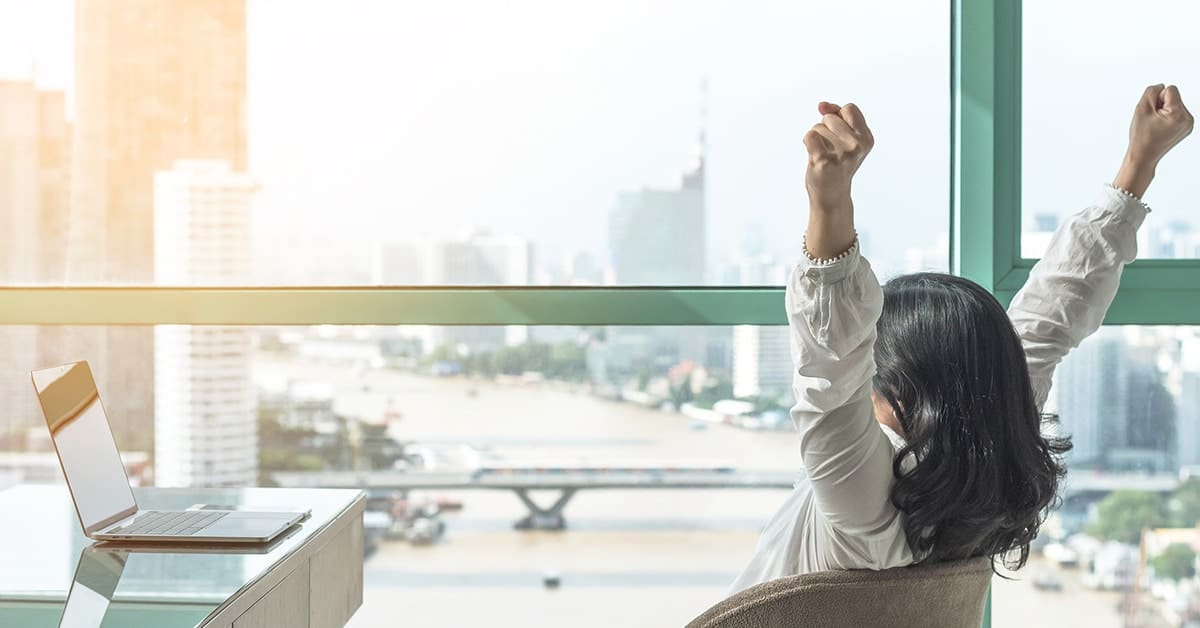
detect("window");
top-left (28, 1), bottom-right (1200, 627)
top-left (2, 323), bottom-right (804, 627)
top-left (0, 0), bottom-right (948, 289)
top-left (1021, 0), bottom-right (1200, 260)
top-left (992, 326), bottom-right (1200, 628)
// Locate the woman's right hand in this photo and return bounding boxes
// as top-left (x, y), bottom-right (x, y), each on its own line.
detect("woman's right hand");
top-left (1114, 84), bottom-right (1194, 197)
top-left (1128, 84), bottom-right (1194, 164)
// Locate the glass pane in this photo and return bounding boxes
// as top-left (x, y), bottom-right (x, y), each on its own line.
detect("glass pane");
top-left (1, 324), bottom-right (799, 626)
top-left (1022, 0), bottom-right (1200, 259)
top-left (0, 0), bottom-right (947, 287)
top-left (994, 325), bottom-right (1200, 627)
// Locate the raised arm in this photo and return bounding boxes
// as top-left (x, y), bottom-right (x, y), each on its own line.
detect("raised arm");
top-left (1009, 84), bottom-right (1194, 409)
top-left (789, 102), bottom-right (898, 534)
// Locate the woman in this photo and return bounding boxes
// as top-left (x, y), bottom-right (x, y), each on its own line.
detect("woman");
top-left (731, 84), bottom-right (1195, 591)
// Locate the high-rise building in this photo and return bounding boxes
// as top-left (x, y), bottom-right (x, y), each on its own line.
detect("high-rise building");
top-left (1178, 372), bottom-right (1200, 469)
top-left (1145, 219), bottom-right (1197, 259)
top-left (732, 325), bottom-right (792, 399)
top-left (1054, 337), bottom-right (1109, 467)
top-left (607, 163), bottom-right (706, 285)
top-left (374, 231), bottom-right (534, 352)
top-left (1055, 330), bottom-right (1177, 471)
top-left (605, 127), bottom-right (710, 373)
top-left (374, 231), bottom-right (532, 287)
top-left (0, 81), bottom-right (72, 448)
top-left (0, 82), bottom-right (72, 283)
top-left (608, 109), bottom-right (706, 285)
top-left (153, 161), bottom-right (257, 487)
top-left (69, 0), bottom-right (248, 456)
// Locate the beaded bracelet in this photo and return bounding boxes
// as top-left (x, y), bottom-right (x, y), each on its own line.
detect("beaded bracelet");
top-left (1108, 183), bottom-right (1153, 214)
top-left (802, 233), bottom-right (859, 265)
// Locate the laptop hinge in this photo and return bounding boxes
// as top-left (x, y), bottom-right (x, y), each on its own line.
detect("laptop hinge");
top-left (88, 507), bottom-right (140, 536)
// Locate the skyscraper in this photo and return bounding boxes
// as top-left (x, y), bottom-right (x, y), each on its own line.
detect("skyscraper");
top-left (374, 231), bottom-right (534, 351)
top-left (374, 231), bottom-right (533, 287)
top-left (732, 325), bottom-right (792, 400)
top-left (69, 0), bottom-right (248, 455)
top-left (1178, 373), bottom-right (1200, 470)
top-left (607, 159), bottom-right (706, 285)
top-left (0, 82), bottom-right (72, 283)
top-left (604, 123), bottom-right (711, 373)
top-left (1056, 330), bottom-right (1177, 471)
top-left (153, 161), bottom-right (257, 487)
top-left (0, 81), bottom-right (72, 447)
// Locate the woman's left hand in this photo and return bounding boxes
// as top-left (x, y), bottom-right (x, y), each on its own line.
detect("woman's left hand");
top-left (803, 102), bottom-right (873, 259)
top-left (803, 102), bottom-right (874, 213)
top-left (1114, 84), bottom-right (1194, 198)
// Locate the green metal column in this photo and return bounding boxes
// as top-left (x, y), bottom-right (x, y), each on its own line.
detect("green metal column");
top-left (984, 587), bottom-right (992, 628)
top-left (951, 0), bottom-right (1022, 305)
top-left (952, 0), bottom-right (1023, 625)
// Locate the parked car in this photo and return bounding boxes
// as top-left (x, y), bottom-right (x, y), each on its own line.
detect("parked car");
top-left (1033, 571), bottom-right (1064, 592)
top-left (405, 517), bottom-right (442, 545)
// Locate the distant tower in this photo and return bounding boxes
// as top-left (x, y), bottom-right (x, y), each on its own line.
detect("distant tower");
top-left (67, 0), bottom-right (248, 458)
top-left (153, 161), bottom-right (257, 487)
top-left (684, 78), bottom-right (707, 188)
top-left (733, 325), bottom-right (791, 399)
top-left (0, 81), bottom-right (73, 443)
top-left (606, 81), bottom-right (719, 368)
top-left (607, 81), bottom-right (708, 285)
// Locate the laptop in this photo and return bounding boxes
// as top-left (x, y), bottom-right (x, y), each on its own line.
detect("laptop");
top-left (32, 361), bottom-right (308, 543)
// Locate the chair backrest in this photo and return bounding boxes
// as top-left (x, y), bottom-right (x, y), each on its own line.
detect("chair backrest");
top-left (687, 557), bottom-right (993, 628)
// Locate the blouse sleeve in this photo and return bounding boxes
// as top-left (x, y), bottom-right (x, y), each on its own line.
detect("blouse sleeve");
top-left (787, 241), bottom-right (898, 534)
top-left (1007, 185), bottom-right (1148, 411)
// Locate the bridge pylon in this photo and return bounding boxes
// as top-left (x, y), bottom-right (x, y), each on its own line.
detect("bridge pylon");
top-left (512, 489), bottom-right (577, 531)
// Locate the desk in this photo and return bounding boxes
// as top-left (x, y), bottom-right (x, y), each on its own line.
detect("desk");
top-left (0, 484), bottom-right (365, 627)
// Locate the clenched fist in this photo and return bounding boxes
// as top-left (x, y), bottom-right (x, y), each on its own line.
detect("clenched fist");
top-left (802, 102), bottom-right (873, 259)
top-left (1127, 84), bottom-right (1194, 166)
top-left (803, 101), bottom-right (875, 214)
top-left (1114, 84), bottom-right (1194, 198)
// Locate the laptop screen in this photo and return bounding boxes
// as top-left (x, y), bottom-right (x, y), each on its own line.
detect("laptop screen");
top-left (32, 362), bottom-right (137, 533)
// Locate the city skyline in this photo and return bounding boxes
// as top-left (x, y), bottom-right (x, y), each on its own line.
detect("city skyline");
top-left (0, 0), bottom-right (951, 283)
top-left (6, 2), bottom-right (1200, 286)
top-left (2, 3), bottom-right (1200, 626)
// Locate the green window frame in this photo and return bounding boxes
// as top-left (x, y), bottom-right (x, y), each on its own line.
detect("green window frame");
top-left (956, 0), bottom-right (1200, 322)
top-left (956, 0), bottom-right (1200, 624)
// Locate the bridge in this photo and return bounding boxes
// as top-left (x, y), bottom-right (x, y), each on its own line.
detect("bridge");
top-left (271, 469), bottom-right (1185, 530)
top-left (1061, 471), bottom-right (1180, 493)
top-left (273, 469), bottom-right (799, 529)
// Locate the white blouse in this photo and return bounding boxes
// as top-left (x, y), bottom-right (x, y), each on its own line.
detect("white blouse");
top-left (728, 184), bottom-right (1149, 594)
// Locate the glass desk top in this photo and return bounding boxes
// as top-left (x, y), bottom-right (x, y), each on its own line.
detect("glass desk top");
top-left (0, 484), bottom-right (364, 628)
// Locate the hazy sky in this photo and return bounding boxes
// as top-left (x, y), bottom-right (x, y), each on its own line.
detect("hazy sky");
top-left (1, 0), bottom-right (1197, 282)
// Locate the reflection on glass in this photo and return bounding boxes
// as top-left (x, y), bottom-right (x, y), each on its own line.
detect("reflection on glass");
top-left (32, 362), bottom-right (137, 533)
top-left (58, 548), bottom-right (125, 628)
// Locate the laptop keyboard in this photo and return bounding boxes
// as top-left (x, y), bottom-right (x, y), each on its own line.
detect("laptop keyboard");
top-left (112, 510), bottom-right (229, 536)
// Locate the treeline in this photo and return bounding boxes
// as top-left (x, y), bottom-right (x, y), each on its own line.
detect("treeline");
top-left (1089, 479), bottom-right (1200, 544)
top-left (427, 341), bottom-right (589, 382)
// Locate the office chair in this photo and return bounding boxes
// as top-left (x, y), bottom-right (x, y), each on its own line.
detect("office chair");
top-left (687, 557), bottom-right (993, 628)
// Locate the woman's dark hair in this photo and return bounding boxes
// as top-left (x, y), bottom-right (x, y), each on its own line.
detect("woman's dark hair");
top-left (874, 273), bottom-right (1070, 571)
